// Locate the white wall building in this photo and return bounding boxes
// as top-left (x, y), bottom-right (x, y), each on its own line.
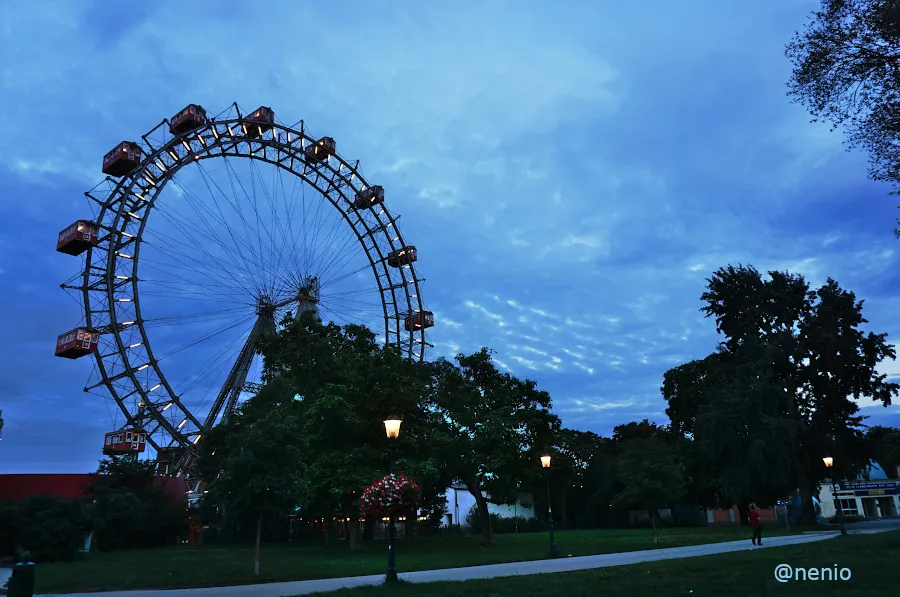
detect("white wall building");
top-left (818, 462), bottom-right (900, 519)
top-left (443, 482), bottom-right (535, 527)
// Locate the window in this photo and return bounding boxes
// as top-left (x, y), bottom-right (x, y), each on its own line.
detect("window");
top-left (836, 499), bottom-right (858, 516)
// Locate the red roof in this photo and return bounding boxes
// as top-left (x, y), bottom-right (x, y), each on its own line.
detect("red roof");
top-left (0, 474), bottom-right (187, 502)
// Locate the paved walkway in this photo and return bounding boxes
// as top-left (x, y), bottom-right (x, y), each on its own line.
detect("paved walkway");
top-left (40, 528), bottom-right (887, 597)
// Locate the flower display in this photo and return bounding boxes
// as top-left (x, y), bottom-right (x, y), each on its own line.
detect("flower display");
top-left (359, 473), bottom-right (421, 516)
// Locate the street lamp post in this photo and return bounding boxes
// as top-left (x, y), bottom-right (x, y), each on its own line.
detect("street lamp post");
top-left (541, 455), bottom-right (559, 558)
top-left (823, 456), bottom-right (847, 536)
top-left (384, 415), bottom-right (402, 583)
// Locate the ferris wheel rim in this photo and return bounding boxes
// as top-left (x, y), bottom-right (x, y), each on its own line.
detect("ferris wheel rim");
top-left (75, 105), bottom-right (431, 474)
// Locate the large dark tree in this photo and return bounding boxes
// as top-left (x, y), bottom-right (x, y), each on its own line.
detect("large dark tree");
top-left (612, 437), bottom-right (685, 544)
top-left (86, 457), bottom-right (187, 551)
top-left (786, 1), bottom-right (900, 219)
top-left (202, 312), bottom-right (444, 550)
top-left (665, 265), bottom-right (898, 524)
top-left (210, 408), bottom-right (306, 576)
top-left (429, 348), bottom-right (560, 546)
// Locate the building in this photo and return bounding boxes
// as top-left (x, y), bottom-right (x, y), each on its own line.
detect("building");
top-left (818, 462), bottom-right (900, 519)
top-left (443, 482), bottom-right (535, 527)
top-left (0, 473), bottom-right (187, 503)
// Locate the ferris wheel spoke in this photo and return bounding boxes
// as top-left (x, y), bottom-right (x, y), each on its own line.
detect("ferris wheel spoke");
top-left (249, 157), bottom-right (291, 297)
top-left (140, 278), bottom-right (256, 302)
top-left (222, 157), bottom-right (282, 297)
top-left (139, 255), bottom-right (256, 298)
top-left (155, 182), bottom-right (267, 294)
top-left (306, 203), bottom-right (347, 276)
top-left (272, 158), bottom-right (304, 283)
top-left (176, 332), bottom-right (248, 404)
top-left (316, 232), bottom-right (369, 288)
top-left (156, 314), bottom-right (256, 361)
top-left (148, 206), bottom-right (265, 297)
top-left (277, 169), bottom-right (307, 284)
top-left (143, 306), bottom-right (252, 326)
top-left (142, 219), bottom-right (251, 280)
top-left (322, 263), bottom-right (376, 288)
top-left (194, 162), bottom-right (273, 288)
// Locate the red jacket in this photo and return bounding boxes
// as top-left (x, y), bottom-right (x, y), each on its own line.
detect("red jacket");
top-left (749, 510), bottom-right (760, 526)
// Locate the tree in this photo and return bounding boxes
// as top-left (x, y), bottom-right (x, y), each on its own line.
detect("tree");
top-left (86, 457), bottom-right (187, 551)
top-left (867, 425), bottom-right (900, 477)
top-left (1, 495), bottom-right (92, 562)
top-left (251, 312), bottom-right (439, 549)
top-left (666, 265), bottom-right (899, 524)
top-left (548, 428), bottom-right (611, 528)
top-left (612, 438), bottom-right (685, 544)
top-left (429, 349), bottom-right (560, 546)
top-left (786, 1), bottom-right (900, 219)
top-left (210, 408), bottom-right (305, 575)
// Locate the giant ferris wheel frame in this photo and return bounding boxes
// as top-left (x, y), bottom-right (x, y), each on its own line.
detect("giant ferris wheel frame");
top-left (61, 103), bottom-right (432, 482)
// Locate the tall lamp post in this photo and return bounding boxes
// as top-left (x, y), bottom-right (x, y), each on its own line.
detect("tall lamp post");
top-left (541, 455), bottom-right (559, 558)
top-left (384, 415), bottom-right (402, 583)
top-left (823, 456), bottom-right (847, 536)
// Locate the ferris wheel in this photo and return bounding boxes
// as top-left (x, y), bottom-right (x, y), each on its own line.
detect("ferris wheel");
top-left (55, 103), bottom-right (434, 484)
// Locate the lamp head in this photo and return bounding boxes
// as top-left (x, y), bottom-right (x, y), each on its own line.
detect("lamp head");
top-left (384, 415), bottom-right (402, 439)
top-left (823, 456), bottom-right (834, 468)
top-left (540, 455), bottom-right (551, 469)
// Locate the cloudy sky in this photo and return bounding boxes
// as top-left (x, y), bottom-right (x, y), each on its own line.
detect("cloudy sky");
top-left (2, 0), bottom-right (900, 474)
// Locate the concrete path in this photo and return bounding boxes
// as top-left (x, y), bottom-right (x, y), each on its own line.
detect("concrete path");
top-left (39, 528), bottom-right (890, 597)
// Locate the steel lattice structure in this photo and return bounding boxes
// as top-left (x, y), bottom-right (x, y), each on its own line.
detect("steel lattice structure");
top-left (59, 103), bottom-right (432, 484)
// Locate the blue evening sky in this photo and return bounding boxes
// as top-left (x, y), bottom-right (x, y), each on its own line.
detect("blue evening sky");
top-left (2, 0), bottom-right (899, 474)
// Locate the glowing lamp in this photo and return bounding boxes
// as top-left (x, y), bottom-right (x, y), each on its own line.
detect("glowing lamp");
top-left (823, 456), bottom-right (834, 468)
top-left (384, 415), bottom-right (402, 439)
top-left (541, 455), bottom-right (551, 469)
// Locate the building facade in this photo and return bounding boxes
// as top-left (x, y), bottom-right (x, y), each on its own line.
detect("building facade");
top-left (817, 462), bottom-right (899, 519)
top-left (443, 482), bottom-right (535, 527)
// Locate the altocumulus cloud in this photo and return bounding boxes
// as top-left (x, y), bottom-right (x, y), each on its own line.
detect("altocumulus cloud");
top-left (1, 0), bottom-right (899, 473)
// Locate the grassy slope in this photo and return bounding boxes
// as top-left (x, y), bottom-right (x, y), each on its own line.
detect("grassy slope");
top-left (34, 526), bottom-right (797, 593)
top-left (310, 530), bottom-right (900, 597)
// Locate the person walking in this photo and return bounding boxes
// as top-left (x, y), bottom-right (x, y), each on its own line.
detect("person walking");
top-left (749, 504), bottom-right (762, 546)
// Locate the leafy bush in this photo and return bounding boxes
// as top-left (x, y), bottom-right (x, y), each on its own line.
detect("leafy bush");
top-left (90, 486), bottom-right (187, 550)
top-left (3, 495), bottom-right (91, 562)
top-left (87, 457), bottom-right (188, 551)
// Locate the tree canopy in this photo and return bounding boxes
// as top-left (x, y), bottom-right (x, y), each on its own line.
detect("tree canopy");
top-left (664, 264), bottom-right (898, 522)
top-left (425, 348), bottom-right (560, 545)
top-left (786, 0), bottom-right (900, 220)
top-left (612, 437), bottom-right (685, 544)
top-left (210, 408), bottom-right (306, 575)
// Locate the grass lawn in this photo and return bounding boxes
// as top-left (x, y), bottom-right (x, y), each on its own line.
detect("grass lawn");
top-left (34, 526), bottom-right (799, 593)
top-left (312, 530), bottom-right (900, 597)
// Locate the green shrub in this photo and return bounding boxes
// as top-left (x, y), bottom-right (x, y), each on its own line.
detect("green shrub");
top-left (6, 495), bottom-right (91, 562)
top-left (90, 486), bottom-right (187, 550)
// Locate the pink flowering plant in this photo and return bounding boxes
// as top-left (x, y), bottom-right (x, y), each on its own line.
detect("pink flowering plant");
top-left (359, 473), bottom-right (421, 516)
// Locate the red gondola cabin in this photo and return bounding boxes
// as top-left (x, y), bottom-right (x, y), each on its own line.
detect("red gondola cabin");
top-left (103, 429), bottom-right (147, 455)
top-left (57, 220), bottom-right (99, 256)
top-left (387, 246), bottom-right (417, 267)
top-left (102, 141), bottom-right (143, 177)
top-left (353, 185), bottom-right (385, 209)
top-left (404, 310), bottom-right (434, 331)
top-left (304, 136), bottom-right (336, 164)
top-left (55, 327), bottom-right (99, 359)
top-left (243, 106), bottom-right (274, 138)
top-left (169, 104), bottom-right (208, 135)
